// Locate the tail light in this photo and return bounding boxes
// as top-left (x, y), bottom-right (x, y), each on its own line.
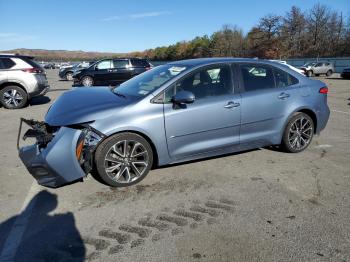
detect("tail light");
top-left (22, 67), bottom-right (42, 74)
top-left (319, 86), bottom-right (328, 94)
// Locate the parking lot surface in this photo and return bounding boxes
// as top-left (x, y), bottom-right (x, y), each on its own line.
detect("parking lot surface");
top-left (0, 70), bottom-right (349, 261)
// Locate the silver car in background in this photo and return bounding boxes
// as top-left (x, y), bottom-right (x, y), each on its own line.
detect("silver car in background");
top-left (300, 62), bottom-right (335, 77)
top-left (0, 54), bottom-right (50, 109)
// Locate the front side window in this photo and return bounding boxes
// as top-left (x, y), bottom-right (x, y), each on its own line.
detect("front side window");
top-left (240, 64), bottom-right (275, 91)
top-left (113, 60), bottom-right (129, 68)
top-left (96, 60), bottom-right (112, 70)
top-left (165, 65), bottom-right (233, 102)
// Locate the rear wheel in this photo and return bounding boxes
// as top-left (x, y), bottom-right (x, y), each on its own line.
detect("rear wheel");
top-left (81, 76), bottom-right (94, 87)
top-left (94, 133), bottom-right (153, 187)
top-left (326, 70), bottom-right (333, 77)
top-left (65, 72), bottom-right (73, 81)
top-left (281, 113), bottom-right (314, 153)
top-left (0, 86), bottom-right (28, 109)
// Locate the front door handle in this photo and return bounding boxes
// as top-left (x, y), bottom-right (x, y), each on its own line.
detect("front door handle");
top-left (224, 101), bottom-right (240, 108)
top-left (278, 92), bottom-right (290, 100)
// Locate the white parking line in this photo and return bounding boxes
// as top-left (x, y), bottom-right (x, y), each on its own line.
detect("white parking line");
top-left (0, 181), bottom-right (41, 262)
top-left (332, 109), bottom-right (350, 115)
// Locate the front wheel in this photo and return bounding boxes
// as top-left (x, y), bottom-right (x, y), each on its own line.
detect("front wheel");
top-left (307, 71), bottom-right (313, 77)
top-left (281, 113), bottom-right (314, 153)
top-left (81, 76), bottom-right (94, 87)
top-left (94, 133), bottom-right (153, 187)
top-left (326, 70), bottom-right (333, 77)
top-left (65, 72), bottom-right (73, 81)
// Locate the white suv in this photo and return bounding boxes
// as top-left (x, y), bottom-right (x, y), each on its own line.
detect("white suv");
top-left (0, 54), bottom-right (50, 109)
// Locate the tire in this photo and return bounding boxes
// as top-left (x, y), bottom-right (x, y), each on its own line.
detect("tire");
top-left (0, 85), bottom-right (28, 109)
top-left (81, 76), bottom-right (94, 87)
top-left (65, 72), bottom-right (73, 81)
top-left (307, 70), bottom-right (313, 77)
top-left (281, 112), bottom-right (314, 153)
top-left (326, 70), bottom-right (333, 77)
top-left (94, 132), bottom-right (153, 187)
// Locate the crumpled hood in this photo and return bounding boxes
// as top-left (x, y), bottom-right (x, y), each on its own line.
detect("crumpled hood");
top-left (45, 87), bottom-right (133, 126)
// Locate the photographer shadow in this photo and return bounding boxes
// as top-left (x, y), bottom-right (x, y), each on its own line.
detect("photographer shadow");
top-left (0, 190), bottom-right (85, 262)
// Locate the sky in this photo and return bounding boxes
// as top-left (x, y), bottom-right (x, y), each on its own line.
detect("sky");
top-left (0, 0), bottom-right (349, 53)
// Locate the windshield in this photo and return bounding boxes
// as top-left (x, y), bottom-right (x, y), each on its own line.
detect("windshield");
top-left (303, 62), bottom-right (316, 67)
top-left (114, 64), bottom-right (189, 97)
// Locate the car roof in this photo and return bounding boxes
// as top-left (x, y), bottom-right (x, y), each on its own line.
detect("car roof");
top-left (167, 57), bottom-right (290, 67)
top-left (0, 54), bottom-right (34, 60)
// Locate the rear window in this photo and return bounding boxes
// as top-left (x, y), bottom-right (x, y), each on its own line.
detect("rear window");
top-left (131, 59), bottom-right (150, 67)
top-left (273, 67), bottom-right (299, 87)
top-left (0, 58), bottom-right (15, 69)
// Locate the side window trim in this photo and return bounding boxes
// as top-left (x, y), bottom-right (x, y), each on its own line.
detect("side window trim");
top-left (161, 63), bottom-right (235, 104)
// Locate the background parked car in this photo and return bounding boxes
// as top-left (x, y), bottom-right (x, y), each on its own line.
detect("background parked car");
top-left (43, 62), bottom-right (56, 69)
top-left (340, 68), bottom-right (350, 79)
top-left (73, 58), bottom-right (152, 87)
top-left (0, 54), bottom-right (49, 109)
top-left (300, 62), bottom-right (334, 77)
top-left (270, 60), bottom-right (305, 75)
top-left (58, 61), bottom-right (94, 81)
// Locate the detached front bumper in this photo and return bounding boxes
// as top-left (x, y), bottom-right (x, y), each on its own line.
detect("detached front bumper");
top-left (17, 119), bottom-right (103, 188)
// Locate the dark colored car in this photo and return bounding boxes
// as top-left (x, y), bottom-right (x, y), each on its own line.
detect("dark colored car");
top-left (341, 68), bottom-right (350, 79)
top-left (73, 58), bottom-right (152, 87)
top-left (43, 63), bottom-right (55, 69)
top-left (58, 62), bottom-right (95, 81)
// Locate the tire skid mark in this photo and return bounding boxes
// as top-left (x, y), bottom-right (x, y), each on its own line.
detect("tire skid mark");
top-left (173, 209), bottom-right (205, 221)
top-left (83, 236), bottom-right (110, 251)
top-left (189, 205), bottom-right (221, 217)
top-left (205, 201), bottom-right (235, 212)
top-left (108, 245), bottom-right (124, 254)
top-left (138, 217), bottom-right (170, 231)
top-left (156, 214), bottom-right (188, 226)
top-left (98, 229), bottom-right (131, 244)
top-left (119, 224), bottom-right (152, 238)
top-left (130, 239), bottom-right (145, 248)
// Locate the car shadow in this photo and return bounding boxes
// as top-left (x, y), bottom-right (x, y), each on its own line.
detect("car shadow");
top-left (47, 88), bottom-right (71, 92)
top-left (155, 148), bottom-right (261, 169)
top-left (29, 96), bottom-right (51, 106)
top-left (0, 190), bottom-right (85, 261)
top-left (325, 77), bottom-right (348, 80)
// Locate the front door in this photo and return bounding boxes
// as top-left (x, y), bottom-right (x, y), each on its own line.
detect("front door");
top-left (94, 59), bottom-right (112, 85)
top-left (163, 64), bottom-right (241, 160)
top-left (111, 59), bottom-right (132, 85)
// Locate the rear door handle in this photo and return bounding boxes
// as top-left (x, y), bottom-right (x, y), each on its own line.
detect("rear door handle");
top-left (278, 92), bottom-right (290, 100)
top-left (224, 101), bottom-right (240, 108)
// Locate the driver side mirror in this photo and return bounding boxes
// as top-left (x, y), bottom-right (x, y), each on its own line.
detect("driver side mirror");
top-left (171, 90), bottom-right (195, 104)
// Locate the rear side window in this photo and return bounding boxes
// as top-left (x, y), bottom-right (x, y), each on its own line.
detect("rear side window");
top-left (113, 60), bottom-right (129, 68)
top-left (240, 64), bottom-right (275, 91)
top-left (131, 59), bottom-right (149, 67)
top-left (0, 58), bottom-right (15, 69)
top-left (273, 67), bottom-right (299, 87)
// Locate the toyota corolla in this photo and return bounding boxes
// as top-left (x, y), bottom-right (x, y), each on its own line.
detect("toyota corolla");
top-left (18, 58), bottom-right (330, 188)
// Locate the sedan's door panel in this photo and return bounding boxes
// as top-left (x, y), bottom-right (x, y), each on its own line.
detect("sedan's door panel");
top-left (164, 95), bottom-right (241, 160)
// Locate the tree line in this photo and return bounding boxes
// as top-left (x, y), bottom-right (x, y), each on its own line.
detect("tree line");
top-left (130, 3), bottom-right (350, 60)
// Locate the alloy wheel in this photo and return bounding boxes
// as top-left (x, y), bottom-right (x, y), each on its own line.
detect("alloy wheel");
top-left (82, 77), bottom-right (93, 87)
top-left (3, 89), bottom-right (24, 108)
top-left (287, 116), bottom-right (313, 151)
top-left (104, 140), bottom-right (149, 184)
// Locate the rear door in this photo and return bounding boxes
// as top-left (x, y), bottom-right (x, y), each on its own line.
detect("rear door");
top-left (163, 63), bottom-right (241, 160)
top-left (238, 63), bottom-right (300, 148)
top-left (0, 58), bottom-right (8, 84)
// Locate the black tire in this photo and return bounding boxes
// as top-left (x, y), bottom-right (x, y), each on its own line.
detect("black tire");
top-left (326, 70), bottom-right (332, 77)
top-left (281, 112), bottom-right (314, 153)
top-left (94, 132), bottom-right (153, 187)
top-left (65, 71), bottom-right (73, 81)
top-left (0, 85), bottom-right (28, 109)
top-left (307, 70), bottom-right (313, 77)
top-left (81, 76), bottom-right (94, 87)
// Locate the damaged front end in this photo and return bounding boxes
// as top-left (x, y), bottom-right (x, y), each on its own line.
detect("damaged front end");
top-left (17, 118), bottom-right (104, 188)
